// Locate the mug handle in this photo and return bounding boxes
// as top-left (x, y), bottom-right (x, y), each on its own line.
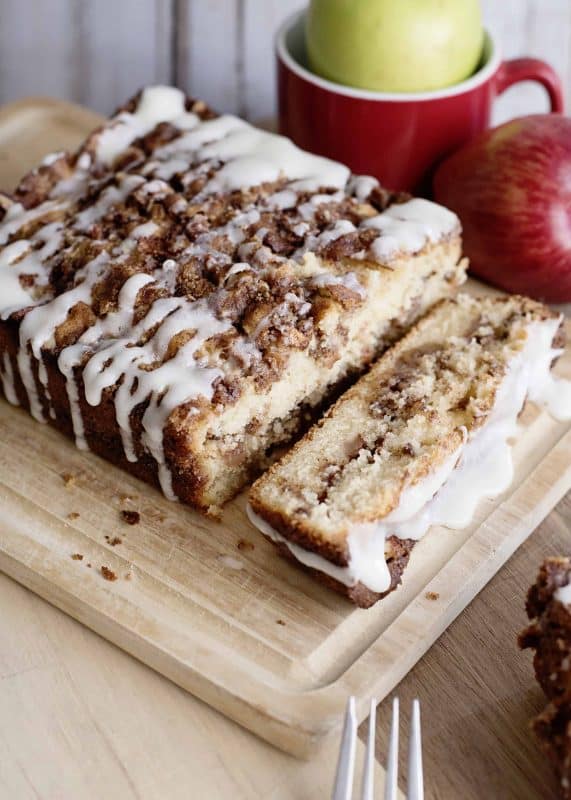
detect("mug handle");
top-left (495, 58), bottom-right (564, 113)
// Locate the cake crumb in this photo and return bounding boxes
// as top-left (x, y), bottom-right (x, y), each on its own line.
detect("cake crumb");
top-left (276, 619), bottom-right (286, 626)
top-left (70, 553), bottom-right (83, 561)
top-left (105, 535), bottom-right (123, 546)
top-left (206, 504), bottom-right (223, 521)
top-left (119, 493), bottom-right (133, 503)
top-left (100, 566), bottom-right (117, 581)
top-left (62, 472), bottom-right (76, 487)
top-left (67, 511), bottom-right (80, 521)
top-left (237, 539), bottom-right (254, 552)
top-left (120, 510), bottom-right (140, 525)
top-left (425, 591), bottom-right (440, 601)
top-left (86, 562), bottom-right (92, 568)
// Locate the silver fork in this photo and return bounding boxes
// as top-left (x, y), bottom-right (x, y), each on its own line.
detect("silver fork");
top-left (332, 697), bottom-right (424, 800)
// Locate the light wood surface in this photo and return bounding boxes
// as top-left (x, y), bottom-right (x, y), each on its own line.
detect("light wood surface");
top-left (0, 0), bottom-right (569, 121)
top-left (375, 492), bottom-right (571, 800)
top-left (0, 568), bottom-right (393, 800)
top-left (0, 98), bottom-right (570, 797)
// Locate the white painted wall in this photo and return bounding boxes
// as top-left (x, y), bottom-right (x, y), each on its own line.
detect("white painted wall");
top-left (0, 0), bottom-right (568, 121)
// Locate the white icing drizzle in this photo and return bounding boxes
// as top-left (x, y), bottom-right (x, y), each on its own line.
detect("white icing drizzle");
top-left (80, 295), bottom-right (230, 498)
top-left (15, 252), bottom-right (110, 422)
top-left (266, 189), bottom-right (298, 210)
top-left (0, 200), bottom-right (65, 246)
top-left (248, 315), bottom-right (571, 593)
top-left (555, 582), bottom-right (571, 606)
top-left (0, 222), bottom-right (64, 319)
top-left (0, 352), bottom-right (18, 405)
top-left (37, 358), bottom-right (56, 419)
top-left (74, 175), bottom-right (144, 232)
top-left (293, 219), bottom-right (357, 261)
top-left (146, 111), bottom-right (350, 197)
top-left (310, 271), bottom-right (366, 298)
top-left (525, 317), bottom-right (571, 421)
top-left (95, 86), bottom-right (199, 166)
top-left (347, 175), bottom-right (379, 202)
top-left (130, 221), bottom-right (160, 240)
top-left (0, 239), bottom-right (38, 311)
top-left (42, 151), bottom-right (65, 167)
top-left (63, 367), bottom-right (87, 449)
top-left (360, 199), bottom-right (459, 261)
top-left (57, 271), bottom-right (156, 448)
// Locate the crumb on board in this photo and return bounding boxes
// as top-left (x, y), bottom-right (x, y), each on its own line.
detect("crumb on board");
top-left (70, 553), bottom-right (83, 561)
top-left (206, 504), bottom-right (223, 521)
top-left (67, 511), bottom-right (80, 521)
top-left (276, 619), bottom-right (286, 626)
top-left (100, 566), bottom-right (117, 581)
top-left (119, 493), bottom-right (134, 503)
top-left (120, 510), bottom-right (140, 525)
top-left (105, 535), bottom-right (123, 546)
top-left (124, 570), bottom-right (133, 581)
top-left (237, 539), bottom-right (255, 552)
top-left (86, 562), bottom-right (92, 568)
top-left (425, 591), bottom-right (440, 601)
top-left (62, 472), bottom-right (76, 488)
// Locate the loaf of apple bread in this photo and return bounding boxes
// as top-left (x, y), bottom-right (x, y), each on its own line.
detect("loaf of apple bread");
top-left (0, 85), bottom-right (466, 513)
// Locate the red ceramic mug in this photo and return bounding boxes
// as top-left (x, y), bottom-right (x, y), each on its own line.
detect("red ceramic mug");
top-left (276, 10), bottom-right (564, 194)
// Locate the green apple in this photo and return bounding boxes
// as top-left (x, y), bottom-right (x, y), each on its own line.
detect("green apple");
top-left (306, 0), bottom-right (484, 93)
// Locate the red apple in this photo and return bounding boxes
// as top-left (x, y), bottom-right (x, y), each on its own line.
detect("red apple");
top-left (433, 114), bottom-right (571, 303)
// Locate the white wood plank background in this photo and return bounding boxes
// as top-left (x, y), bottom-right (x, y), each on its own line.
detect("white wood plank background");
top-left (0, 0), bottom-right (568, 121)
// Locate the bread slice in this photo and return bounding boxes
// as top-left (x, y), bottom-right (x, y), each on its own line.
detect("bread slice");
top-left (0, 86), bottom-right (466, 514)
top-left (249, 294), bottom-right (570, 607)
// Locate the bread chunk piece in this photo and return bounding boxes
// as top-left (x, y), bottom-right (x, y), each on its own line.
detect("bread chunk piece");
top-left (0, 86), bottom-right (466, 513)
top-left (249, 294), bottom-right (569, 606)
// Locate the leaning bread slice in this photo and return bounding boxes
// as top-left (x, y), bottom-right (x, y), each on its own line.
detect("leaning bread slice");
top-left (248, 294), bottom-right (571, 608)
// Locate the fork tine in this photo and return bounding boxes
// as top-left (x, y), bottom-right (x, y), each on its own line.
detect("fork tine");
top-left (407, 699), bottom-right (424, 800)
top-left (360, 697), bottom-right (377, 800)
top-left (332, 696), bottom-right (357, 800)
top-left (384, 697), bottom-right (399, 800)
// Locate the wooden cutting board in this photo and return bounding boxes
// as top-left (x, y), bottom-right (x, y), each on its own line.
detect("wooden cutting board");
top-left (0, 97), bottom-right (570, 760)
